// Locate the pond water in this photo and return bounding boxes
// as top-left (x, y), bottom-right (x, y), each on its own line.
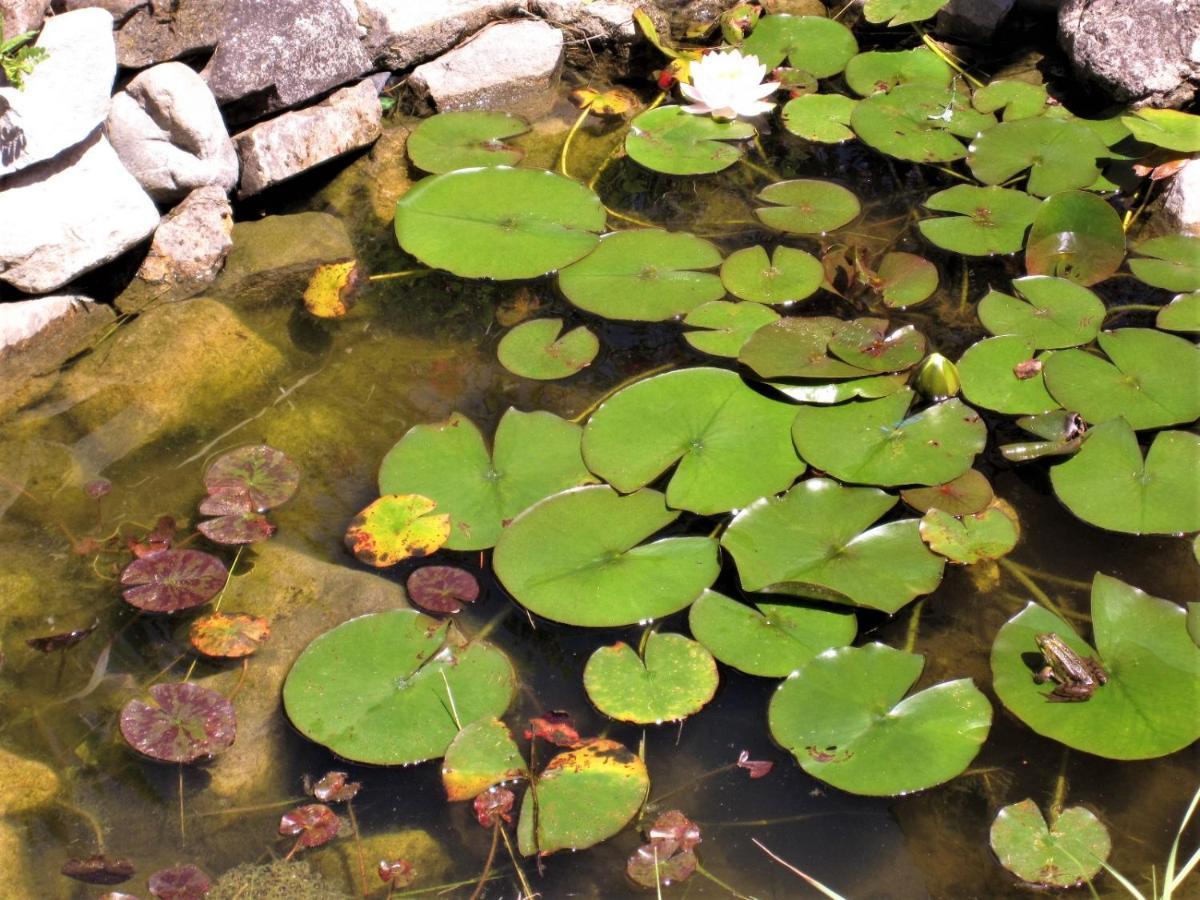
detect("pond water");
top-left (2, 13), bottom-right (1199, 900)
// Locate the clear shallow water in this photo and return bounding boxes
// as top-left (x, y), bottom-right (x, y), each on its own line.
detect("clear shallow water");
top-left (1, 83), bottom-right (1197, 900)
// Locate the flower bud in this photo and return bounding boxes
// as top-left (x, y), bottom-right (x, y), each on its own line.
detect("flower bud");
top-left (913, 353), bottom-right (961, 401)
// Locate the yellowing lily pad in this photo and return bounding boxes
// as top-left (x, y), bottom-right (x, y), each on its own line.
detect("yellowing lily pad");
top-left (343, 494), bottom-right (451, 567)
top-left (303, 260), bottom-right (360, 318)
top-left (583, 632), bottom-right (718, 724)
top-left (442, 717), bottom-right (527, 801)
top-left (919, 500), bottom-right (1019, 564)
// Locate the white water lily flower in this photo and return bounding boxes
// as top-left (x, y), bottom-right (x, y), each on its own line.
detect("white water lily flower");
top-left (679, 49), bottom-right (780, 120)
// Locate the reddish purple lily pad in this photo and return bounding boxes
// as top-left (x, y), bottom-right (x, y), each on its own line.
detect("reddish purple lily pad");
top-left (626, 844), bottom-right (697, 889)
top-left (280, 803), bottom-right (341, 849)
top-left (148, 864), bottom-right (211, 900)
top-left (378, 859), bottom-right (417, 888)
top-left (736, 749), bottom-right (774, 779)
top-left (647, 810), bottom-right (702, 855)
top-left (119, 682), bottom-right (236, 764)
top-left (120, 550), bottom-right (228, 613)
top-left (197, 512), bottom-right (275, 545)
top-left (306, 770), bottom-right (361, 802)
top-left (405, 565), bottom-right (480, 614)
top-left (61, 855), bottom-right (135, 885)
top-left (27, 621), bottom-right (97, 653)
top-left (473, 786), bottom-right (515, 827)
top-left (84, 478), bottom-right (112, 500)
top-left (204, 445), bottom-right (299, 512)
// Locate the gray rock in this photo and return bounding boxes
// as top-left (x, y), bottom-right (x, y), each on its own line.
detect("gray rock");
top-left (202, 0), bottom-right (373, 124)
top-left (210, 211), bottom-right (355, 309)
top-left (135, 184), bottom-right (233, 286)
top-left (532, 0), bottom-right (637, 41)
top-left (1059, 0), bottom-right (1200, 107)
top-left (357, 0), bottom-right (526, 70)
top-left (0, 0), bottom-right (48, 38)
top-left (233, 78), bottom-right (381, 197)
top-left (1161, 158), bottom-right (1200, 237)
top-left (60, 0), bottom-right (146, 22)
top-left (0, 133), bottom-right (159, 294)
top-left (107, 61), bottom-right (238, 201)
top-left (115, 0), bottom-right (227, 69)
top-left (409, 19), bottom-right (564, 112)
top-left (0, 8), bottom-right (115, 177)
top-left (936, 0), bottom-right (1015, 42)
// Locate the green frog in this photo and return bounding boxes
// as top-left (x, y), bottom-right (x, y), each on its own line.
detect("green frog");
top-left (1033, 633), bottom-right (1108, 702)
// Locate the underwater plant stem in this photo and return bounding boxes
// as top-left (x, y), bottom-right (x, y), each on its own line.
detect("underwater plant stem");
top-left (999, 559), bottom-right (1071, 621)
top-left (195, 798), bottom-right (305, 817)
top-left (213, 545), bottom-right (244, 613)
top-left (739, 156), bottom-right (780, 181)
top-left (558, 107), bottom-right (591, 178)
top-left (752, 839), bottom-right (848, 900)
top-left (440, 670), bottom-right (463, 730)
top-left (1105, 303), bottom-right (1161, 318)
top-left (346, 799), bottom-right (369, 897)
top-left (53, 798), bottom-right (107, 854)
top-left (227, 658), bottom-right (250, 701)
top-left (367, 269), bottom-right (430, 282)
top-left (569, 362), bottom-right (674, 423)
top-left (586, 91), bottom-right (666, 191)
top-left (1049, 748), bottom-right (1070, 819)
top-left (913, 26), bottom-right (984, 89)
top-left (646, 763), bottom-right (735, 809)
top-left (903, 598), bottom-right (926, 653)
top-left (178, 764), bottom-right (187, 847)
top-left (695, 862), bottom-right (754, 899)
top-left (603, 204), bottom-right (659, 227)
top-left (474, 605), bottom-right (512, 644)
top-left (497, 824), bottom-right (536, 900)
top-left (1123, 181), bottom-right (1157, 232)
top-left (469, 822), bottom-right (501, 900)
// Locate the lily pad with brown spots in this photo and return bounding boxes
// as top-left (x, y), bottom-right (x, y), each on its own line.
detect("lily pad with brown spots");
top-left (344, 494), bottom-right (451, 567)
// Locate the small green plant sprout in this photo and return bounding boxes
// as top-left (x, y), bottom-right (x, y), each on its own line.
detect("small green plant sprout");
top-left (0, 30), bottom-right (47, 90)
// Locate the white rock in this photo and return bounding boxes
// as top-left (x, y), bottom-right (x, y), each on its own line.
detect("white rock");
top-left (137, 184), bottom-right (234, 284)
top-left (409, 19), bottom-right (564, 112)
top-left (233, 79), bottom-right (381, 197)
top-left (0, 0), bottom-right (49, 38)
top-left (107, 61), bottom-right (238, 201)
top-left (1162, 158), bottom-right (1200, 237)
top-left (0, 8), bottom-right (115, 177)
top-left (531, 0), bottom-right (638, 42)
top-left (0, 134), bottom-right (159, 294)
top-left (356, 0), bottom-right (527, 69)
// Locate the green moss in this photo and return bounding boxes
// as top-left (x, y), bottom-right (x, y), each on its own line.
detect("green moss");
top-left (207, 860), bottom-right (350, 900)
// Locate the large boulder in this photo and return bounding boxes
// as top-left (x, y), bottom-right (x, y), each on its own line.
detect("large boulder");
top-left (357, 0), bottom-right (526, 70)
top-left (60, 0), bottom-right (146, 21)
top-left (1160, 159), bottom-right (1200, 237)
top-left (202, 0), bottom-right (373, 124)
top-left (234, 79), bottom-right (381, 197)
top-left (132, 184), bottom-right (234, 291)
top-left (0, 0), bottom-right (48, 38)
top-left (107, 61), bottom-right (238, 201)
top-left (936, 0), bottom-right (1016, 42)
top-left (1059, 0), bottom-right (1200, 107)
top-left (0, 7), bottom-right (115, 177)
top-left (0, 133), bottom-right (159, 294)
top-left (409, 19), bottom-right (564, 112)
top-left (115, 0), bottom-right (228, 69)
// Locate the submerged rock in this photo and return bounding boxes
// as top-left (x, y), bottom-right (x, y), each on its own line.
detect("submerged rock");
top-left (409, 19), bottom-right (564, 113)
top-left (1059, 0), bottom-right (1200, 107)
top-left (209, 211), bottom-right (355, 309)
top-left (315, 122), bottom-right (413, 223)
top-left (0, 134), bottom-right (159, 294)
top-left (357, 0), bottom-right (526, 70)
top-left (0, 820), bottom-right (43, 900)
top-left (1160, 158), bottom-right (1200, 237)
top-left (0, 744), bottom-right (61, 815)
top-left (0, 7), bottom-right (115, 178)
top-left (125, 185), bottom-right (234, 306)
top-left (312, 829), bottom-right (450, 893)
top-left (234, 79), bottom-right (382, 198)
top-left (202, 0), bottom-right (373, 124)
top-left (107, 61), bottom-right (239, 202)
top-left (115, 0), bottom-right (228, 69)
top-left (207, 860), bottom-right (350, 900)
top-left (936, 0), bottom-right (1016, 42)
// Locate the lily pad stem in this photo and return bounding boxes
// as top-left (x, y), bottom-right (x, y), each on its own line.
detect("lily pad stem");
top-left (752, 838), bottom-right (848, 900)
top-left (739, 156), bottom-right (780, 181)
top-left (469, 821), bottom-right (501, 900)
top-left (903, 597), bottom-right (926, 653)
top-left (999, 559), bottom-right (1072, 622)
top-left (587, 91), bottom-right (667, 191)
top-left (1049, 747), bottom-right (1069, 819)
top-left (695, 861), bottom-right (755, 900)
top-left (497, 824), bottom-right (536, 900)
top-left (1122, 180), bottom-right (1157, 232)
top-left (440, 669), bottom-right (463, 730)
top-left (1104, 303), bottom-right (1160, 319)
top-left (178, 764), bottom-right (186, 847)
top-left (53, 798), bottom-right (107, 854)
top-left (558, 107), bottom-right (591, 178)
top-left (1001, 559), bottom-right (1094, 593)
top-left (912, 26), bottom-right (984, 89)
top-left (604, 204), bottom-right (660, 228)
top-left (645, 762), bottom-right (735, 810)
top-left (347, 798), bottom-right (369, 897)
top-left (367, 269), bottom-right (430, 282)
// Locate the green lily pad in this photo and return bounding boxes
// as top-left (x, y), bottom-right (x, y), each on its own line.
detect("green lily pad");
top-left (687, 589), bottom-right (856, 677)
top-left (755, 179), bottom-right (861, 234)
top-left (406, 111), bottom-right (529, 174)
top-left (791, 389), bottom-right (987, 487)
top-left (1042, 328), bottom-right (1200, 430)
top-left (862, 0), bottom-right (950, 25)
top-left (493, 486), bottom-right (719, 627)
top-left (558, 229), bottom-right (724, 321)
top-left (581, 367), bottom-right (806, 514)
top-left (720, 244), bottom-right (824, 303)
top-left (966, 118), bottom-right (1108, 196)
top-left (876, 252), bottom-right (938, 307)
top-left (827, 318), bottom-right (926, 372)
top-left (769, 643), bottom-right (992, 795)
top-left (978, 276), bottom-right (1105, 348)
top-left (740, 14), bottom-right (857, 75)
top-left (1049, 419), bottom-right (1200, 535)
top-left (1120, 108), bottom-right (1200, 153)
top-left (919, 501), bottom-right (1019, 564)
top-left (1129, 235), bottom-right (1200, 292)
top-left (740, 317), bottom-right (873, 380)
top-left (901, 468), bottom-right (994, 516)
top-left (990, 800), bottom-right (1111, 888)
top-left (1025, 191), bottom-right (1125, 286)
top-left (850, 85), bottom-right (979, 163)
top-left (1157, 291), bottom-right (1200, 333)
top-left (518, 740), bottom-right (648, 855)
top-left (583, 632), bottom-right (718, 724)
top-left (394, 168), bottom-right (605, 280)
top-left (283, 611), bottom-right (517, 765)
top-left (918, 185), bottom-right (1042, 256)
top-left (378, 408), bottom-right (594, 551)
top-left (781, 93), bottom-right (858, 143)
top-left (442, 718), bottom-right (527, 801)
top-left (625, 105), bottom-right (754, 175)
top-left (497, 319), bottom-right (598, 380)
top-left (683, 301), bottom-right (780, 357)
top-left (990, 574), bottom-right (1200, 759)
top-left (766, 373), bottom-right (910, 404)
top-left (343, 494), bottom-right (451, 567)
top-left (971, 80), bottom-right (1048, 122)
top-left (720, 478), bottom-right (945, 612)
top-left (844, 47), bottom-right (951, 96)
top-left (958, 336), bottom-right (1059, 415)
